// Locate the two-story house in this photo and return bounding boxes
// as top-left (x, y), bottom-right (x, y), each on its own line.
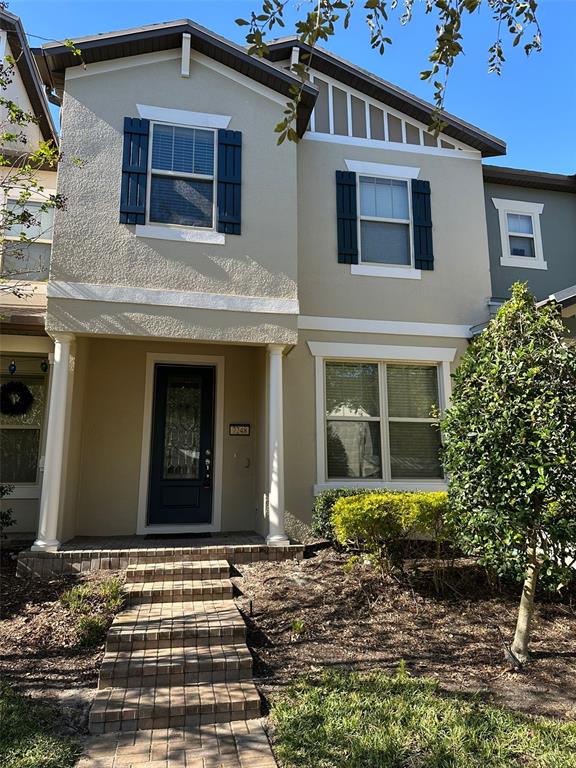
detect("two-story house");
top-left (0, 8), bottom-right (58, 541)
top-left (482, 165), bottom-right (576, 335)
top-left (20, 19), bottom-right (511, 550)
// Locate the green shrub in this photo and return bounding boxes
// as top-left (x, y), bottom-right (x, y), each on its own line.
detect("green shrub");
top-left (312, 487), bottom-right (379, 540)
top-left (332, 491), bottom-right (449, 572)
top-left (59, 576), bottom-right (125, 647)
top-left (98, 576), bottom-right (125, 612)
top-left (59, 584), bottom-right (92, 614)
top-left (76, 616), bottom-right (108, 647)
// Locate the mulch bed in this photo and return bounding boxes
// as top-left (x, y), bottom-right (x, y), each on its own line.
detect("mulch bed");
top-left (0, 555), bottom-right (122, 736)
top-left (233, 547), bottom-right (576, 720)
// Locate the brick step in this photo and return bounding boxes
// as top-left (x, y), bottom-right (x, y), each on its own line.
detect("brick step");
top-left (89, 681), bottom-right (261, 734)
top-left (125, 578), bottom-right (233, 605)
top-left (125, 559), bottom-right (230, 583)
top-left (106, 600), bottom-right (246, 652)
top-left (98, 644), bottom-right (253, 689)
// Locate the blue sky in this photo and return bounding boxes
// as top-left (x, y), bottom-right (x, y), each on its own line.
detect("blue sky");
top-left (11, 0), bottom-right (576, 172)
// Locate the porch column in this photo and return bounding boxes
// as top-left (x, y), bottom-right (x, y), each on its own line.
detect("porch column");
top-left (266, 344), bottom-right (289, 545)
top-left (32, 333), bottom-right (73, 551)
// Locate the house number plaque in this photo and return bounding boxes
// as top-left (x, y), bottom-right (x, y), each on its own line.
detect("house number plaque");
top-left (229, 424), bottom-right (250, 436)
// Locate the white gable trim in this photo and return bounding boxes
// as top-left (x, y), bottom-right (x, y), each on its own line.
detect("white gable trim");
top-left (47, 281), bottom-right (300, 315)
top-left (304, 131), bottom-right (480, 160)
top-left (65, 50), bottom-right (180, 80)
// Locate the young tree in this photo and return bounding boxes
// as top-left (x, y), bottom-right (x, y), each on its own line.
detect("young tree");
top-left (238, 0), bottom-right (542, 143)
top-left (440, 283), bottom-right (576, 663)
top-left (0, 50), bottom-right (62, 295)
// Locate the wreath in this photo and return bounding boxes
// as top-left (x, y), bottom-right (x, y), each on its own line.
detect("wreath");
top-left (0, 381), bottom-right (34, 416)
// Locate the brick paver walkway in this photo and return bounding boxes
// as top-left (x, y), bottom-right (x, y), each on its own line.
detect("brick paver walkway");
top-left (77, 558), bottom-right (277, 767)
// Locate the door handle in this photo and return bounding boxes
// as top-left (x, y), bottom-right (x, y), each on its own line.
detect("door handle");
top-left (203, 449), bottom-right (212, 488)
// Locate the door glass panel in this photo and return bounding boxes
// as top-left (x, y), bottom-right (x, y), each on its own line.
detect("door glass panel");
top-left (163, 375), bottom-right (201, 479)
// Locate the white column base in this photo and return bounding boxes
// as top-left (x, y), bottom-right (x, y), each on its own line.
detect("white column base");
top-left (31, 538), bottom-right (61, 552)
top-left (266, 534), bottom-right (290, 547)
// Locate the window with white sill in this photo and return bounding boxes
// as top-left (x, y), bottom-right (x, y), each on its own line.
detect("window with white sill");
top-left (324, 361), bottom-right (443, 481)
top-left (492, 198), bottom-right (546, 270)
top-left (358, 176), bottom-right (413, 266)
top-left (148, 123), bottom-right (216, 229)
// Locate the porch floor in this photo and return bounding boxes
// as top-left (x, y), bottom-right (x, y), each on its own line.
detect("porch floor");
top-left (17, 532), bottom-right (304, 577)
top-left (59, 532), bottom-right (266, 551)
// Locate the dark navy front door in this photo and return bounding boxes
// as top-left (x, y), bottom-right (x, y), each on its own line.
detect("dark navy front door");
top-left (148, 365), bottom-right (215, 526)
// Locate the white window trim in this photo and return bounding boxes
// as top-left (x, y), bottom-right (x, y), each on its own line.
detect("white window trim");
top-left (137, 352), bottom-right (225, 535)
top-left (492, 198), bottom-right (546, 271)
top-left (345, 159), bottom-right (420, 179)
top-left (356, 173), bottom-right (415, 275)
top-left (309, 342), bottom-right (454, 490)
top-left (137, 104), bottom-right (231, 129)
top-left (138, 119), bottom-right (224, 245)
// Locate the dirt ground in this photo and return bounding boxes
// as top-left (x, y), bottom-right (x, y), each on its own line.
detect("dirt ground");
top-left (233, 547), bottom-right (576, 721)
top-left (0, 554), bottom-right (121, 736)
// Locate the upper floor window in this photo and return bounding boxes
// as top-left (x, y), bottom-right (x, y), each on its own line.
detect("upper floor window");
top-left (148, 123), bottom-right (216, 229)
top-left (358, 176), bottom-right (412, 266)
top-left (1, 198), bottom-right (54, 281)
top-left (492, 198), bottom-right (546, 271)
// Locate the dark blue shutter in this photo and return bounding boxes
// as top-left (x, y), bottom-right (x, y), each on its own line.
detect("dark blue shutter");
top-left (336, 170), bottom-right (358, 263)
top-left (217, 130), bottom-right (242, 235)
top-left (411, 178), bottom-right (434, 270)
top-left (119, 117), bottom-right (149, 225)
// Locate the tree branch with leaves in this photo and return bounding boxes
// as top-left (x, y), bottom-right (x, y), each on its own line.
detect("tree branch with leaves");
top-left (237, 0), bottom-right (542, 143)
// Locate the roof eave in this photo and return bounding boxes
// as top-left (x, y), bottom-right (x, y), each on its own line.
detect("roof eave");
top-left (0, 10), bottom-right (58, 145)
top-left (483, 165), bottom-right (576, 194)
top-left (38, 20), bottom-right (317, 138)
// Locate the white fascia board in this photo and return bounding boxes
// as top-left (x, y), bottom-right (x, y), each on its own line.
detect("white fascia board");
top-left (47, 281), bottom-right (300, 316)
top-left (307, 341), bottom-right (457, 362)
top-left (304, 131), bottom-right (481, 160)
top-left (345, 159), bottom-right (420, 179)
top-left (299, 316), bottom-right (471, 339)
top-left (137, 104), bottom-right (231, 129)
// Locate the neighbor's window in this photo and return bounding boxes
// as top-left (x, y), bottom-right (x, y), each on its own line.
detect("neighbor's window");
top-left (325, 361), bottom-right (443, 481)
top-left (492, 198), bottom-right (545, 270)
top-left (506, 213), bottom-right (537, 258)
top-left (149, 123), bottom-right (215, 228)
top-left (359, 176), bottom-right (411, 266)
top-left (1, 200), bottom-right (53, 281)
top-left (0, 361), bottom-right (48, 484)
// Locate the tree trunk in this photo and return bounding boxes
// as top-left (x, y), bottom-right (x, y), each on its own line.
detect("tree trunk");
top-left (511, 544), bottom-right (541, 663)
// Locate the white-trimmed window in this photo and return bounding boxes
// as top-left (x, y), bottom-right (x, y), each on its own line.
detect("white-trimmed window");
top-left (492, 198), bottom-right (546, 270)
top-left (147, 123), bottom-right (216, 229)
top-left (1, 198), bottom-right (54, 281)
top-left (324, 360), bottom-right (443, 481)
top-left (358, 176), bottom-right (413, 266)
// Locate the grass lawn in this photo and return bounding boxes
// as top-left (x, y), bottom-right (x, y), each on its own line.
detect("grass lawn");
top-left (0, 682), bottom-right (82, 768)
top-left (270, 667), bottom-right (576, 768)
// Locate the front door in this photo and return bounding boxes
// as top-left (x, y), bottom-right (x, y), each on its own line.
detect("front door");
top-left (148, 364), bottom-right (215, 526)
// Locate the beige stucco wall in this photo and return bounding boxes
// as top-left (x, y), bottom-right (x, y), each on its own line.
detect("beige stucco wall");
top-left (297, 140), bottom-right (492, 327)
top-left (49, 52), bottom-right (299, 341)
top-left (59, 337), bottom-right (265, 540)
top-left (283, 330), bottom-right (471, 530)
top-left (47, 300), bottom-right (298, 345)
